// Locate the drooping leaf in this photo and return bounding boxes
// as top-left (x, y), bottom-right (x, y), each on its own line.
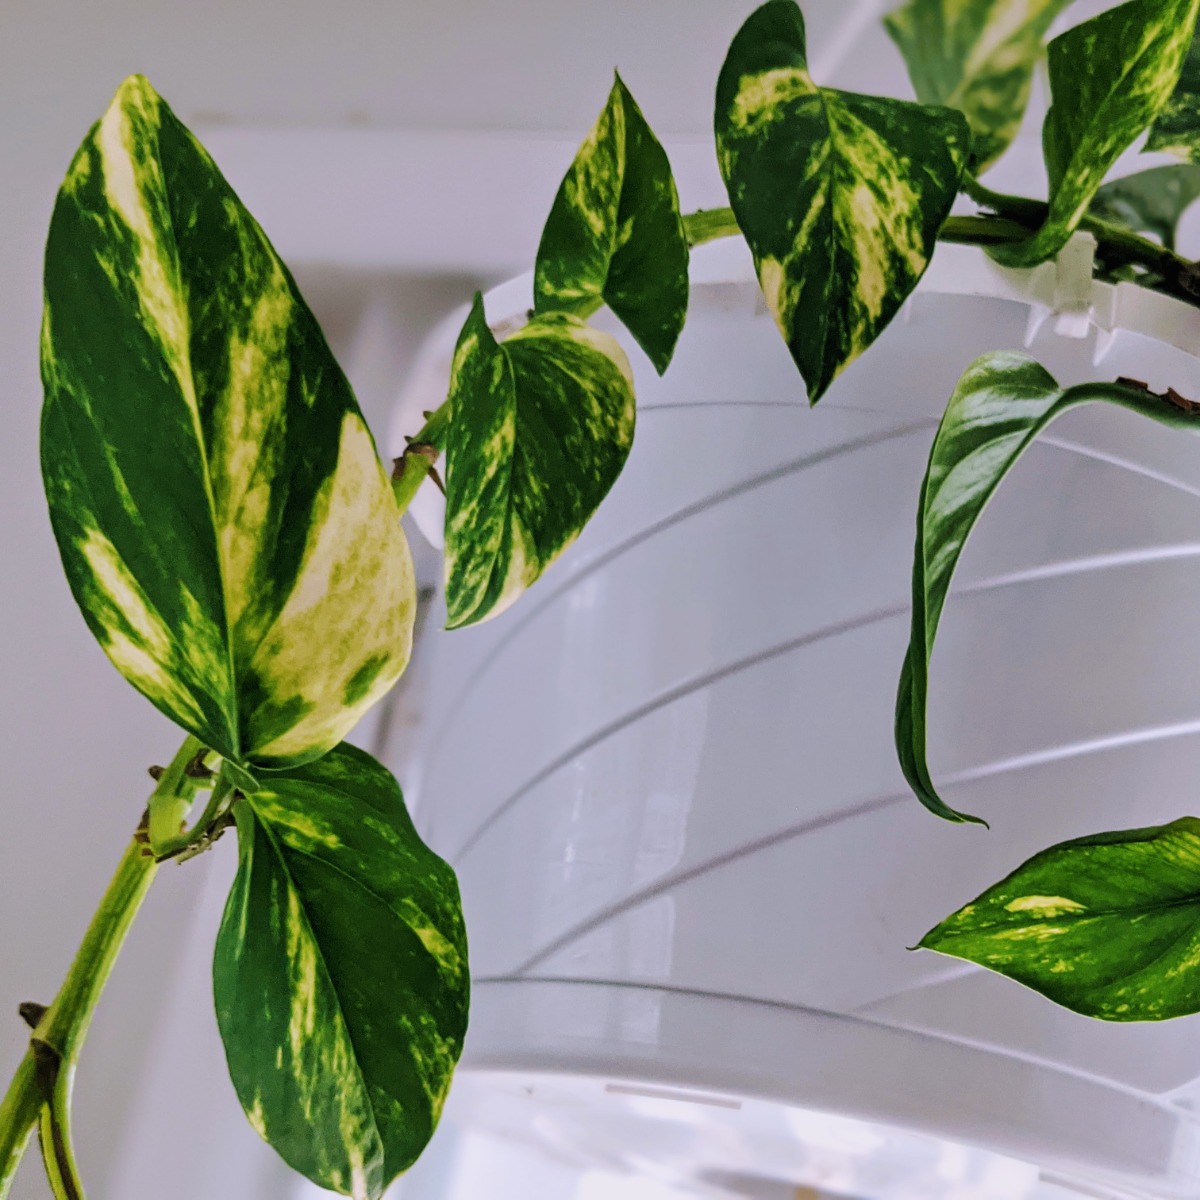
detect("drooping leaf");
top-left (213, 743), bottom-right (469, 1199)
top-left (715, 0), bottom-right (970, 402)
top-left (884, 0), bottom-right (1073, 172)
top-left (921, 818), bottom-right (1200, 1020)
top-left (442, 296), bottom-right (635, 629)
top-left (1090, 163), bottom-right (1200, 251)
top-left (989, 0), bottom-right (1200, 267)
top-left (898, 352), bottom-right (1200, 823)
top-left (40, 75), bottom-right (415, 770)
top-left (534, 74), bottom-right (689, 374)
top-left (1147, 16), bottom-right (1200, 160)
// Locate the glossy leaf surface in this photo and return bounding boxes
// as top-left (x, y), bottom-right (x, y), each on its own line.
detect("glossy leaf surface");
top-left (1147, 17), bottom-right (1200, 160)
top-left (922, 818), bottom-right (1200, 1020)
top-left (990, 0), bottom-right (1200, 266)
top-left (214, 744), bottom-right (469, 1198)
top-left (884, 0), bottom-right (1072, 171)
top-left (534, 74), bottom-right (689, 374)
top-left (443, 296), bottom-right (635, 629)
top-left (898, 352), bottom-right (1200, 823)
top-left (716, 0), bottom-right (969, 401)
top-left (41, 76), bottom-right (414, 768)
top-left (1091, 163), bottom-right (1200, 251)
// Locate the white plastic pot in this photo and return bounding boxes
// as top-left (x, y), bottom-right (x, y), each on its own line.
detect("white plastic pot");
top-left (388, 239), bottom-right (1200, 1199)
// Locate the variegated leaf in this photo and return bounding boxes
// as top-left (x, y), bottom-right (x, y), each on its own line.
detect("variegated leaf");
top-left (921, 818), bottom-right (1200, 1020)
top-left (715, 0), bottom-right (970, 402)
top-left (442, 296), bottom-right (635, 629)
top-left (990, 0), bottom-right (1200, 267)
top-left (1091, 163), bottom-right (1200, 252)
top-left (1147, 16), bottom-right (1200, 160)
top-left (41, 76), bottom-right (415, 769)
top-left (534, 74), bottom-right (689, 374)
top-left (884, 0), bottom-right (1073, 172)
top-left (213, 743), bottom-right (469, 1199)
top-left (898, 352), bottom-right (1200, 823)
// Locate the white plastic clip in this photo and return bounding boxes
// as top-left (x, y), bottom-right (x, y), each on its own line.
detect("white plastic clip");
top-left (1052, 230), bottom-right (1097, 339)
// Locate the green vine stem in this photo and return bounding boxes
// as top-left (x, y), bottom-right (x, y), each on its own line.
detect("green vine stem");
top-left (391, 402), bottom-right (452, 518)
top-left (146, 735), bottom-right (204, 853)
top-left (0, 825), bottom-right (160, 1199)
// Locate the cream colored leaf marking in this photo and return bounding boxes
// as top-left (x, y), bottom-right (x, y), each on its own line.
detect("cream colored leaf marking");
top-left (1004, 895), bottom-right (1087, 917)
top-left (96, 79), bottom-right (199, 424)
top-left (75, 527), bottom-right (206, 729)
top-left (728, 66), bottom-right (819, 136)
top-left (250, 414), bottom-right (414, 761)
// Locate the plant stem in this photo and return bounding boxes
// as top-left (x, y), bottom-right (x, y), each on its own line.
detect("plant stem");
top-left (391, 402), bottom-right (452, 518)
top-left (0, 827), bottom-right (159, 1199)
top-left (146, 735), bottom-right (203, 852)
top-left (682, 207), bottom-right (742, 248)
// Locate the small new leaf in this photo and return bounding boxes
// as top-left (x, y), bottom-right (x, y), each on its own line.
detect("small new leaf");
top-left (898, 352), bottom-right (1200, 823)
top-left (1147, 17), bottom-right (1200, 160)
top-left (41, 76), bottom-right (415, 769)
top-left (884, 0), bottom-right (1073, 172)
top-left (214, 744), bottom-right (469, 1199)
top-left (1091, 163), bottom-right (1200, 252)
top-left (922, 818), bottom-right (1200, 1020)
top-left (990, 0), bottom-right (1200, 267)
top-left (534, 74), bottom-right (689, 374)
top-left (442, 297), bottom-right (636, 629)
top-left (716, 0), bottom-right (970, 402)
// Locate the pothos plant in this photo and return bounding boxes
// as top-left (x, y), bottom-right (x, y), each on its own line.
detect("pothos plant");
top-left (4, 0), bottom-right (1200, 1195)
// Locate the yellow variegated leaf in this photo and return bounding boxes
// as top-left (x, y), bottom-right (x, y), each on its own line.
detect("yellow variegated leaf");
top-left (214, 744), bottom-right (469, 1198)
top-left (41, 76), bottom-right (415, 768)
top-left (442, 296), bottom-right (635, 628)
top-left (715, 0), bottom-right (970, 401)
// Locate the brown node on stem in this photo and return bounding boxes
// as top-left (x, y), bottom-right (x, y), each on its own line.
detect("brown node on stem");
top-left (18, 1002), bottom-right (47, 1030)
top-left (146, 764), bottom-right (165, 781)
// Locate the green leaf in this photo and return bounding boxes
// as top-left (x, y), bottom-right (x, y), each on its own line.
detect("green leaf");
top-left (898, 352), bottom-right (1200, 824)
top-left (715, 0), bottom-right (970, 402)
top-left (442, 296), bottom-right (636, 629)
top-left (990, 0), bottom-right (1200, 267)
top-left (1147, 16), bottom-right (1200, 160)
top-left (921, 818), bottom-right (1200, 1020)
top-left (884, 0), bottom-right (1073, 173)
top-left (1090, 163), bottom-right (1200, 251)
top-left (40, 76), bottom-right (415, 769)
top-left (213, 743), bottom-right (469, 1198)
top-left (534, 74), bottom-right (689, 374)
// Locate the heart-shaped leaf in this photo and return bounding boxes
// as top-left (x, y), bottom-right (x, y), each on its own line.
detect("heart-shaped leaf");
top-left (1090, 163), bottom-right (1200, 252)
top-left (40, 76), bottom-right (415, 769)
top-left (534, 74), bottom-right (689, 374)
top-left (715, 0), bottom-right (970, 402)
top-left (1147, 16), bottom-right (1200, 160)
top-left (213, 743), bottom-right (468, 1199)
top-left (442, 296), bottom-right (635, 629)
top-left (990, 0), bottom-right (1200, 267)
top-left (884, 0), bottom-right (1073, 172)
top-left (921, 817), bottom-right (1200, 1020)
top-left (898, 352), bottom-right (1200, 823)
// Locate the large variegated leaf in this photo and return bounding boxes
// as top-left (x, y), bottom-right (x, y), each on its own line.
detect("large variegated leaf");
top-left (884, 0), bottom-right (1073, 172)
top-left (921, 818), bottom-right (1200, 1020)
top-left (213, 743), bottom-right (469, 1199)
top-left (40, 76), bottom-right (415, 769)
top-left (534, 74), bottom-right (689, 374)
top-left (442, 296), bottom-right (635, 629)
top-left (1147, 17), bottom-right (1200, 160)
top-left (1091, 163), bottom-right (1200, 252)
top-left (898, 352), bottom-right (1200, 823)
top-left (990, 0), bottom-right (1200, 267)
top-left (716, 0), bottom-right (970, 402)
